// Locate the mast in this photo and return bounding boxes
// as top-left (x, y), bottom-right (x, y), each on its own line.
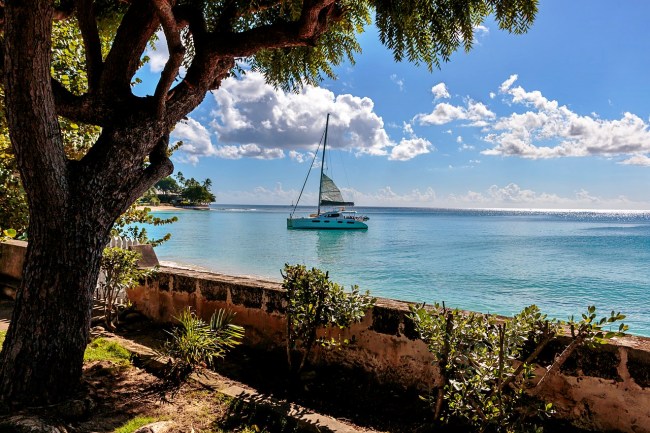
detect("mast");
top-left (317, 113), bottom-right (330, 215)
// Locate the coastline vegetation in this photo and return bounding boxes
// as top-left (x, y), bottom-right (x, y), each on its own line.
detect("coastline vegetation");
top-left (410, 303), bottom-right (627, 432)
top-left (154, 172), bottom-right (216, 207)
top-left (282, 264), bottom-right (376, 375)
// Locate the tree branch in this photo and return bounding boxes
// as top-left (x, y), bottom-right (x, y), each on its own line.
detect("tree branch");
top-left (534, 334), bottom-right (585, 393)
top-left (53, 0), bottom-right (75, 21)
top-left (5, 0), bottom-right (69, 211)
top-left (205, 0), bottom-right (342, 57)
top-left (76, 0), bottom-right (103, 92)
top-left (151, 0), bottom-right (185, 119)
top-left (52, 78), bottom-right (110, 126)
top-left (101, 0), bottom-right (159, 97)
top-left (124, 135), bottom-right (173, 211)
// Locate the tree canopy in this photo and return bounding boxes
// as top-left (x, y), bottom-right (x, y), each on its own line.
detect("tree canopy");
top-left (0, 0), bottom-right (537, 407)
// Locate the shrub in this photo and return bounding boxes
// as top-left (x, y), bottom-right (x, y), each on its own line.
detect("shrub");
top-left (96, 247), bottom-right (149, 330)
top-left (282, 264), bottom-right (375, 374)
top-left (162, 308), bottom-right (244, 384)
top-left (410, 303), bottom-right (627, 432)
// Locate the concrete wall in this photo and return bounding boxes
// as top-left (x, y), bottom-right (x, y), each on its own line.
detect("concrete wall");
top-left (129, 266), bottom-right (650, 433)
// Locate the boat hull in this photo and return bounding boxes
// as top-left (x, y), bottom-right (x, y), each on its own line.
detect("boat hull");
top-left (287, 217), bottom-right (368, 230)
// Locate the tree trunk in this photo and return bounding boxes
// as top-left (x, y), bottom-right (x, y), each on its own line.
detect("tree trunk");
top-left (0, 207), bottom-right (109, 404)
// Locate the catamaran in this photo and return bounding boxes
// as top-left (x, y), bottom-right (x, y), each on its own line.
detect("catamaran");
top-left (287, 114), bottom-right (369, 230)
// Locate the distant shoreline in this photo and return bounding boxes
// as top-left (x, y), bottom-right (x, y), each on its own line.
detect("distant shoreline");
top-left (135, 205), bottom-right (190, 212)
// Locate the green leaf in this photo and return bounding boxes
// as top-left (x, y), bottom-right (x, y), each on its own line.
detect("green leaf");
top-left (2, 228), bottom-right (16, 238)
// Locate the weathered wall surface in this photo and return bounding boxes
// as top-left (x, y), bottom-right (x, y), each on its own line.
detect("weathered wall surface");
top-left (129, 266), bottom-right (650, 433)
top-left (0, 240), bottom-right (27, 298)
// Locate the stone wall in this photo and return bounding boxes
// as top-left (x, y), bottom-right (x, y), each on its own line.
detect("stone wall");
top-left (128, 266), bottom-right (650, 433)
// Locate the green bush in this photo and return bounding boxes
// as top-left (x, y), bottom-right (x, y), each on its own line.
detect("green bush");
top-left (410, 303), bottom-right (627, 432)
top-left (282, 264), bottom-right (375, 374)
top-left (97, 247), bottom-right (149, 330)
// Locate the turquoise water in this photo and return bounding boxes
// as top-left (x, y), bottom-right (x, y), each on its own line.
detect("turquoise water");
top-left (144, 206), bottom-right (650, 336)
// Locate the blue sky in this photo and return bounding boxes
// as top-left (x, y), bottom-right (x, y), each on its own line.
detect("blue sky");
top-left (137, 1), bottom-right (650, 209)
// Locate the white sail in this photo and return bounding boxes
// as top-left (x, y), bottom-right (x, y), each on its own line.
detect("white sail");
top-left (319, 173), bottom-right (354, 207)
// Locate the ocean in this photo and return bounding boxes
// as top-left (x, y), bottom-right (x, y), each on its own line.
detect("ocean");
top-left (142, 205), bottom-right (650, 336)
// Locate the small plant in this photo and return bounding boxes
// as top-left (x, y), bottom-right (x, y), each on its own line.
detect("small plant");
top-left (282, 264), bottom-right (375, 375)
top-left (97, 247), bottom-right (150, 330)
top-left (162, 308), bottom-right (244, 384)
top-left (410, 303), bottom-right (627, 433)
top-left (111, 203), bottom-right (177, 247)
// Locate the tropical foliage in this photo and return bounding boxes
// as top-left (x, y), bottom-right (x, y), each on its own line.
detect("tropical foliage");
top-left (410, 303), bottom-right (627, 432)
top-left (282, 264), bottom-right (375, 374)
top-left (97, 247), bottom-right (151, 330)
top-left (158, 172), bottom-right (216, 206)
top-left (162, 308), bottom-right (245, 384)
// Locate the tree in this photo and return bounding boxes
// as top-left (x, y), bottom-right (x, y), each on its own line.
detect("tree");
top-left (0, 0), bottom-right (537, 405)
top-left (155, 176), bottom-right (181, 196)
top-left (181, 184), bottom-right (216, 204)
top-left (178, 176), bottom-right (215, 204)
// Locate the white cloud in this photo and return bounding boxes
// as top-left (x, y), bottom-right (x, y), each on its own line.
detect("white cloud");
top-left (213, 144), bottom-right (285, 160)
top-left (415, 99), bottom-right (495, 126)
top-left (483, 76), bottom-right (650, 160)
top-left (474, 25), bottom-right (489, 38)
top-left (171, 118), bottom-right (216, 164)
top-left (431, 83), bottom-right (450, 100)
top-left (211, 71), bottom-right (393, 157)
top-left (447, 183), bottom-right (642, 209)
top-left (416, 102), bottom-right (466, 125)
top-left (217, 183), bottom-right (300, 205)
top-left (289, 150), bottom-right (312, 163)
top-left (390, 74), bottom-right (405, 91)
top-left (143, 30), bottom-right (188, 77)
top-left (389, 137), bottom-right (433, 161)
top-left (619, 154), bottom-right (650, 166)
top-left (499, 74), bottom-right (519, 93)
top-left (357, 186), bottom-right (437, 206)
top-left (418, 75), bottom-right (650, 164)
top-left (144, 30), bottom-right (169, 73)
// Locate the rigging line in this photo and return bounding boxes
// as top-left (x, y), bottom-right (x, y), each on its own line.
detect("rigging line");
top-left (290, 127), bottom-right (326, 217)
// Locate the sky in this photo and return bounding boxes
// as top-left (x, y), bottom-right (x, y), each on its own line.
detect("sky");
top-left (136, 1), bottom-right (650, 209)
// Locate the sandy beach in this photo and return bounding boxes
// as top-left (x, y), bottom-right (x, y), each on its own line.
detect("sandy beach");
top-left (135, 204), bottom-right (190, 212)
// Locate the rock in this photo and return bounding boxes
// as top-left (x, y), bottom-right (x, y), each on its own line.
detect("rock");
top-left (55, 397), bottom-right (96, 420)
top-left (0, 415), bottom-right (67, 433)
top-left (133, 420), bottom-right (176, 433)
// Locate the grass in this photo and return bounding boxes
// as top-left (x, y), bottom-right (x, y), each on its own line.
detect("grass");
top-left (113, 416), bottom-right (158, 433)
top-left (0, 333), bottom-right (130, 366)
top-left (84, 337), bottom-right (131, 365)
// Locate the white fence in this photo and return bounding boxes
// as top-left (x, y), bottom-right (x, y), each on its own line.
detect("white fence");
top-left (106, 236), bottom-right (140, 249)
